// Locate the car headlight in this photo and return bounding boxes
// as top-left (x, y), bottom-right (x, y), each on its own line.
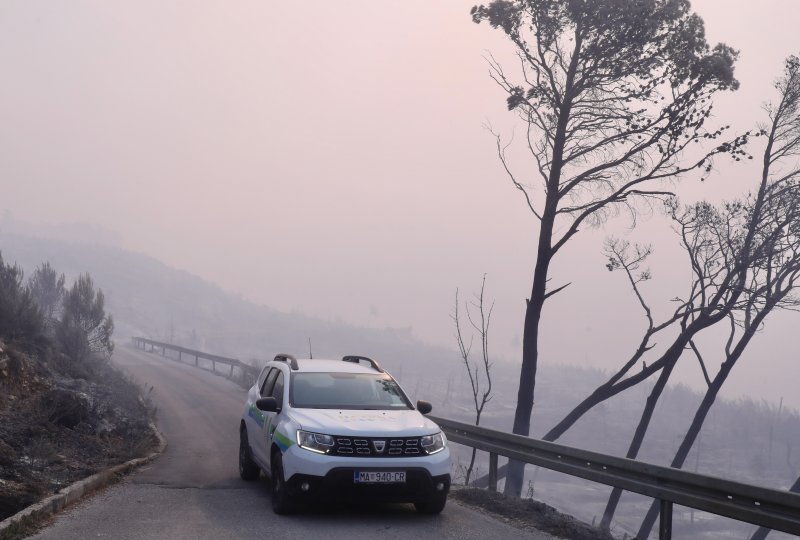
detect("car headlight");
top-left (296, 430), bottom-right (335, 454)
top-left (421, 431), bottom-right (446, 455)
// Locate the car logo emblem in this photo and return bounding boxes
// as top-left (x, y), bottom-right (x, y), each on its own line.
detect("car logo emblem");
top-left (373, 440), bottom-right (386, 453)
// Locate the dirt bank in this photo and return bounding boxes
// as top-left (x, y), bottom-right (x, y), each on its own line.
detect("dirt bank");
top-left (0, 341), bottom-right (157, 521)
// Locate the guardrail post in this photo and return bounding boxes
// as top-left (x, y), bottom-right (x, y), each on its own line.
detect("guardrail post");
top-left (195, 355), bottom-right (198, 366)
top-left (659, 499), bottom-right (673, 540)
top-left (229, 364), bottom-right (233, 378)
top-left (178, 350), bottom-right (182, 361)
top-left (489, 452), bottom-right (498, 492)
top-left (212, 360), bottom-right (216, 372)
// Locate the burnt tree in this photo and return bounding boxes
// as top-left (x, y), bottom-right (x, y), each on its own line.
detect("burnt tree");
top-left (471, 0), bottom-right (744, 495)
top-left (452, 275), bottom-right (495, 485)
top-left (636, 54), bottom-right (800, 539)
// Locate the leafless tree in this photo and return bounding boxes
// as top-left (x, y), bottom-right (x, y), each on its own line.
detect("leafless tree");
top-left (452, 275), bottom-right (494, 485)
top-left (634, 187), bottom-right (800, 536)
top-left (635, 54), bottom-right (800, 540)
top-left (538, 53), bottom-right (800, 455)
top-left (541, 194), bottom-right (761, 450)
top-left (475, 54), bottom-right (800, 529)
top-left (471, 0), bottom-right (748, 496)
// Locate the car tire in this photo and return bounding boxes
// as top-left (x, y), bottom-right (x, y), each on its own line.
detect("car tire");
top-left (271, 452), bottom-right (295, 514)
top-left (414, 494), bottom-right (447, 514)
top-left (239, 427), bottom-right (260, 481)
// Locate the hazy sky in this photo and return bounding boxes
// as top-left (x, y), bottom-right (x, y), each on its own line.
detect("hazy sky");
top-left (1, 1), bottom-right (799, 407)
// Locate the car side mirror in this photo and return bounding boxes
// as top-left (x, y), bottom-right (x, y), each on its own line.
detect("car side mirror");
top-left (256, 397), bottom-right (279, 412)
top-left (416, 400), bottom-right (432, 415)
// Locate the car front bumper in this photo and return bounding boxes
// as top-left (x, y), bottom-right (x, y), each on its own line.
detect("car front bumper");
top-left (285, 467), bottom-right (451, 504)
top-left (280, 445), bottom-right (451, 503)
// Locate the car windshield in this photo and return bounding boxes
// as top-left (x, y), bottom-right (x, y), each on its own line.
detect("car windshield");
top-left (290, 372), bottom-right (412, 410)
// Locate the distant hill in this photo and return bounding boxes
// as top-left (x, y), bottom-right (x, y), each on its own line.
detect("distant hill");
top-left (0, 231), bottom-right (459, 378)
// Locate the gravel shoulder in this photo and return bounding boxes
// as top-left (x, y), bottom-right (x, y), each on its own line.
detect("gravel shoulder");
top-left (450, 487), bottom-right (613, 540)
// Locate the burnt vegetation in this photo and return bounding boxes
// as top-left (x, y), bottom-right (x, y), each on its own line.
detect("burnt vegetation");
top-left (0, 256), bottom-right (154, 521)
top-left (471, 0), bottom-right (750, 497)
top-left (471, 0), bottom-right (800, 536)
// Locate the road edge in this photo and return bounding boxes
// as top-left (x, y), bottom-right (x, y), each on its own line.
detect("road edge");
top-left (0, 421), bottom-right (167, 539)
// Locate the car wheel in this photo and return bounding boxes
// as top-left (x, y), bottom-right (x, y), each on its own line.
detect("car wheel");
top-left (414, 494), bottom-right (447, 514)
top-left (239, 427), bottom-right (260, 481)
top-left (270, 452), bottom-right (295, 514)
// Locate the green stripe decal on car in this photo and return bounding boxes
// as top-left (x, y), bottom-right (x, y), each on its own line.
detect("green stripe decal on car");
top-left (247, 405), bottom-right (265, 428)
top-left (274, 430), bottom-right (294, 452)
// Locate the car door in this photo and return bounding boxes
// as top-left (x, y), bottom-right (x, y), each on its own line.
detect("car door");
top-left (244, 367), bottom-right (269, 436)
top-left (250, 367), bottom-right (279, 464)
top-left (261, 369), bottom-right (286, 469)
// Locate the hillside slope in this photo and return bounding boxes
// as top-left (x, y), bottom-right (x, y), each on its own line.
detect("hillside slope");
top-left (0, 232), bottom-right (449, 371)
top-left (0, 340), bottom-right (156, 521)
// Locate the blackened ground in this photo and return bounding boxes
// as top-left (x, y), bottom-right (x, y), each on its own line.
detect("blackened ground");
top-left (0, 341), bottom-right (157, 522)
top-left (451, 487), bottom-right (613, 540)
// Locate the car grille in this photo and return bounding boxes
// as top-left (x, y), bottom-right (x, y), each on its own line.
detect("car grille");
top-left (333, 436), bottom-right (425, 457)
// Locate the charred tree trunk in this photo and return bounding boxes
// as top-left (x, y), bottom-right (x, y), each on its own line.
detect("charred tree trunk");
top-left (505, 214), bottom-right (554, 496)
top-left (636, 357), bottom-right (735, 538)
top-left (600, 358), bottom-right (677, 530)
top-left (465, 447), bottom-right (479, 485)
top-left (543, 317), bottom-right (708, 444)
top-left (750, 475), bottom-right (800, 540)
top-left (599, 311), bottom-right (735, 529)
top-left (542, 357), bottom-right (665, 442)
top-left (505, 43), bottom-right (583, 494)
top-left (637, 306), bottom-right (776, 538)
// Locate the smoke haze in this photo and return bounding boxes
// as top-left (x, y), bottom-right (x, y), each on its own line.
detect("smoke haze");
top-left (1, 1), bottom-right (798, 407)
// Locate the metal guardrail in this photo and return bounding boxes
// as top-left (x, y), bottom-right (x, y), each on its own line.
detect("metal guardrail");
top-left (429, 415), bottom-right (800, 540)
top-left (131, 337), bottom-right (260, 379)
top-left (130, 337), bottom-right (800, 539)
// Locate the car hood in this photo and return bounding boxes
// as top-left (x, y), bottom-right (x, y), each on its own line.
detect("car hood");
top-left (287, 408), bottom-right (440, 436)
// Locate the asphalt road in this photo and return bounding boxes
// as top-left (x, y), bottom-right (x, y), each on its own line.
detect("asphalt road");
top-left (32, 346), bottom-right (555, 539)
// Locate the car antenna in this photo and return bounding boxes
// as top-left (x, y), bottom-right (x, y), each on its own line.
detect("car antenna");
top-left (308, 337), bottom-right (313, 359)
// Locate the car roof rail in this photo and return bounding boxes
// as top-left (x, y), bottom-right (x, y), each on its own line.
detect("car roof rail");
top-left (342, 355), bottom-right (384, 373)
top-left (274, 353), bottom-right (299, 370)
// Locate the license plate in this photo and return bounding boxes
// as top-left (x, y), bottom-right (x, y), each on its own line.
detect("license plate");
top-left (354, 471), bottom-right (406, 483)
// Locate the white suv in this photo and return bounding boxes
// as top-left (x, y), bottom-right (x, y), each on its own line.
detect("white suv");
top-left (239, 354), bottom-right (451, 514)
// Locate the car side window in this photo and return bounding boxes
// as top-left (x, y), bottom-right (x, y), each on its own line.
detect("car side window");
top-left (256, 366), bottom-right (270, 391)
top-left (271, 372), bottom-right (284, 406)
top-left (261, 368), bottom-right (278, 398)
